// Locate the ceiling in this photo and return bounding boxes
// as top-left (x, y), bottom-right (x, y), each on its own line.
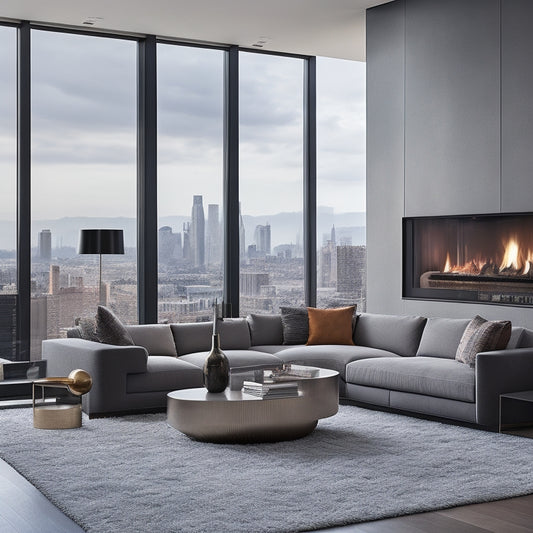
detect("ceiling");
top-left (0, 0), bottom-right (392, 61)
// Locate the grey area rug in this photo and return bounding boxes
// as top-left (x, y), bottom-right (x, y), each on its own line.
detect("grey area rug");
top-left (1, 405), bottom-right (533, 533)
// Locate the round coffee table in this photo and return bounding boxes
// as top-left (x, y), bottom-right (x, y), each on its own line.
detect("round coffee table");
top-left (167, 367), bottom-right (338, 443)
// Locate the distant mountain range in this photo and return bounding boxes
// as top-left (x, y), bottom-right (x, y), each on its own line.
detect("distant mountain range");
top-left (0, 209), bottom-right (366, 251)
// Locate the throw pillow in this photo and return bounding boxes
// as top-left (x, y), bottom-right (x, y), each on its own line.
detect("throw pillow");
top-left (96, 305), bottom-right (135, 346)
top-left (280, 307), bottom-right (309, 345)
top-left (455, 315), bottom-right (512, 367)
top-left (76, 317), bottom-right (99, 342)
top-left (307, 306), bottom-right (356, 345)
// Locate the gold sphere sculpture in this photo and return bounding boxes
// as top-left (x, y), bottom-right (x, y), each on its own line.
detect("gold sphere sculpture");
top-left (35, 368), bottom-right (93, 396)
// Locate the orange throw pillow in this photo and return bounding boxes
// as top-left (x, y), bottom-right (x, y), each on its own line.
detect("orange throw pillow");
top-left (306, 306), bottom-right (356, 345)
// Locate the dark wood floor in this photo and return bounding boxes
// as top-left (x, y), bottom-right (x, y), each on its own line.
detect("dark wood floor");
top-left (1, 456), bottom-right (533, 533)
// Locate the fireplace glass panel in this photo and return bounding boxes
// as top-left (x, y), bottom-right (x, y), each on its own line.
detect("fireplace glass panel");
top-left (403, 213), bottom-right (533, 306)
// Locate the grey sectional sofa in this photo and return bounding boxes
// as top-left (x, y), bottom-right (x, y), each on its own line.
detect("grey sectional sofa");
top-left (43, 313), bottom-right (533, 430)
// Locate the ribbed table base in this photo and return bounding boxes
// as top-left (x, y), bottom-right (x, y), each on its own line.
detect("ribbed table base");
top-left (167, 368), bottom-right (338, 443)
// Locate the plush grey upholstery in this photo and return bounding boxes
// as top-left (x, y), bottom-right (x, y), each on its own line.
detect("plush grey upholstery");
top-left (171, 318), bottom-right (251, 355)
top-left (346, 357), bottom-right (475, 403)
top-left (353, 313), bottom-right (426, 356)
top-left (247, 314), bottom-right (284, 346)
top-left (275, 344), bottom-right (400, 379)
top-left (126, 324), bottom-right (177, 357)
top-left (415, 317), bottom-right (469, 359)
top-left (476, 348), bottom-right (533, 427)
top-left (127, 357), bottom-right (203, 393)
top-left (43, 312), bottom-right (533, 428)
top-left (179, 350), bottom-right (282, 371)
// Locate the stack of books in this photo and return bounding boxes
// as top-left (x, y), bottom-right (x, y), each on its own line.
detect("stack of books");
top-left (268, 364), bottom-right (319, 381)
top-left (242, 380), bottom-right (299, 398)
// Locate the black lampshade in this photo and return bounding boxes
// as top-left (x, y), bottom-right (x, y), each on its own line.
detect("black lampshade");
top-left (78, 229), bottom-right (124, 255)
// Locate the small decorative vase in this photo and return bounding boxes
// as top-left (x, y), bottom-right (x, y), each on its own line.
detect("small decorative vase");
top-left (203, 333), bottom-right (229, 393)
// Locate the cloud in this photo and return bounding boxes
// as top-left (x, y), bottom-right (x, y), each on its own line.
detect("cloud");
top-left (0, 28), bottom-right (366, 220)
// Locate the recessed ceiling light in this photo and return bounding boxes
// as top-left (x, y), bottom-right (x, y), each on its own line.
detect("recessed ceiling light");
top-left (82, 16), bottom-right (104, 26)
top-left (251, 36), bottom-right (270, 48)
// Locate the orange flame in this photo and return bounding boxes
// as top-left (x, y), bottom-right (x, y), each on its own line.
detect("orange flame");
top-left (443, 236), bottom-right (533, 276)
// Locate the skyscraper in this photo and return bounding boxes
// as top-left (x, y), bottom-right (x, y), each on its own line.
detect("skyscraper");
top-left (182, 222), bottom-right (191, 263)
top-left (190, 195), bottom-right (205, 268)
top-left (38, 229), bottom-right (52, 262)
top-left (159, 226), bottom-right (182, 265)
top-left (207, 204), bottom-right (221, 265)
top-left (337, 245), bottom-right (366, 294)
top-left (319, 225), bottom-right (337, 288)
top-left (239, 203), bottom-right (246, 263)
top-left (254, 224), bottom-right (271, 255)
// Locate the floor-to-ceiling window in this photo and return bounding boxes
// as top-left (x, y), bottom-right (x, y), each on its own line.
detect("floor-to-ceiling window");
top-left (316, 57), bottom-right (366, 311)
top-left (157, 44), bottom-right (224, 323)
top-left (239, 52), bottom-right (305, 315)
top-left (0, 26), bottom-right (17, 360)
top-left (0, 23), bottom-right (366, 357)
top-left (30, 30), bottom-right (137, 358)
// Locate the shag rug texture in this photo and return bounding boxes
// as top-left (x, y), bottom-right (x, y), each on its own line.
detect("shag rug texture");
top-left (1, 405), bottom-right (533, 533)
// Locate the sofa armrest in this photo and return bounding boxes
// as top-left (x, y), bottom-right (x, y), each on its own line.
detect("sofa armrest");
top-left (476, 348), bottom-right (533, 428)
top-left (42, 338), bottom-right (148, 416)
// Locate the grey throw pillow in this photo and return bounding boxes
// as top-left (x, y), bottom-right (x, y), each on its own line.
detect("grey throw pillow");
top-left (96, 305), bottom-right (135, 346)
top-left (280, 307), bottom-right (309, 345)
top-left (455, 315), bottom-right (511, 367)
top-left (75, 317), bottom-right (99, 342)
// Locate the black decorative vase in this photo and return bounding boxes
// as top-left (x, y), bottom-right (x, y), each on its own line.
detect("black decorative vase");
top-left (203, 333), bottom-right (229, 393)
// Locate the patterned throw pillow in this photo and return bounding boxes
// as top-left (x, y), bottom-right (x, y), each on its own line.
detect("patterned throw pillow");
top-left (455, 315), bottom-right (511, 367)
top-left (280, 307), bottom-right (309, 345)
top-left (76, 317), bottom-right (99, 342)
top-left (96, 305), bottom-right (135, 346)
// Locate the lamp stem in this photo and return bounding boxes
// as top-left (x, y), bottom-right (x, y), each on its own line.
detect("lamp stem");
top-left (99, 253), bottom-right (103, 305)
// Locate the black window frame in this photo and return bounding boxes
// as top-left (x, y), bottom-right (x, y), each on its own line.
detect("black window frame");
top-left (4, 20), bottom-right (317, 359)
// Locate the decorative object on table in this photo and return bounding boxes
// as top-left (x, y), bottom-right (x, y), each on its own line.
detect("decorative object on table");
top-left (268, 364), bottom-right (319, 380)
top-left (78, 229), bottom-right (124, 305)
top-left (33, 369), bottom-right (93, 429)
top-left (203, 300), bottom-right (229, 393)
top-left (242, 380), bottom-right (299, 398)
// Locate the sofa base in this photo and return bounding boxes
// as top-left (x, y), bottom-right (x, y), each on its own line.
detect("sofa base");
top-left (344, 383), bottom-right (478, 426)
top-left (340, 398), bottom-right (495, 432)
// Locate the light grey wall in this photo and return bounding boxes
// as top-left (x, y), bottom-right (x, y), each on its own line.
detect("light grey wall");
top-left (366, 0), bottom-right (533, 328)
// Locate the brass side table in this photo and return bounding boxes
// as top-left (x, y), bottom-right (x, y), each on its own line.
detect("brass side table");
top-left (33, 369), bottom-right (92, 430)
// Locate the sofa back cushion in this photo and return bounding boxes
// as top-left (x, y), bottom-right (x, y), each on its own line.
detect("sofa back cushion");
top-left (416, 317), bottom-right (470, 359)
top-left (353, 313), bottom-right (426, 357)
top-left (247, 314), bottom-right (283, 346)
top-left (126, 324), bottom-right (177, 357)
top-left (171, 318), bottom-right (251, 355)
top-left (507, 327), bottom-right (525, 349)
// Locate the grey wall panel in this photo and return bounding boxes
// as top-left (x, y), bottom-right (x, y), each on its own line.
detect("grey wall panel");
top-left (366, 0), bottom-right (406, 315)
top-left (501, 0), bottom-right (533, 212)
top-left (404, 0), bottom-right (501, 217)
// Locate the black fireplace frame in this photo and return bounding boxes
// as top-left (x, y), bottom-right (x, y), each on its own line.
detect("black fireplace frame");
top-left (403, 212), bottom-right (533, 307)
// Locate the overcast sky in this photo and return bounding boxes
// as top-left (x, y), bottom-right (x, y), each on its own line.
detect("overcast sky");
top-left (0, 26), bottom-right (365, 234)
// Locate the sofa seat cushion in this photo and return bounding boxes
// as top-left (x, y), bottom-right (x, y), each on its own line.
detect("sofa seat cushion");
top-left (345, 357), bottom-right (475, 403)
top-left (274, 345), bottom-right (400, 380)
top-left (127, 356), bottom-right (204, 393)
top-left (179, 350), bottom-right (283, 371)
top-left (250, 345), bottom-right (304, 355)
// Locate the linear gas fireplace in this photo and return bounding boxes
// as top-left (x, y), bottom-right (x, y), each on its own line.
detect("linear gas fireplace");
top-left (403, 213), bottom-right (533, 306)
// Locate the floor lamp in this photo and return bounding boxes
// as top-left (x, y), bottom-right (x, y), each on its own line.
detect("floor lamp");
top-left (78, 229), bottom-right (125, 305)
